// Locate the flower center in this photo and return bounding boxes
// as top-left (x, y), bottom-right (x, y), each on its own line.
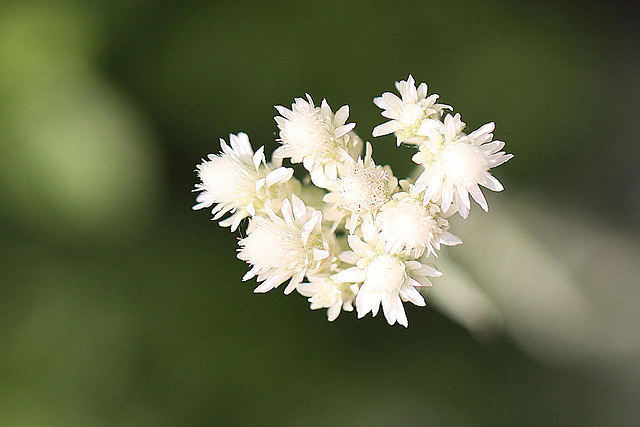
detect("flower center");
top-left (281, 110), bottom-right (332, 157)
top-left (198, 156), bottom-right (256, 203)
top-left (399, 103), bottom-right (425, 129)
top-left (241, 221), bottom-right (305, 271)
top-left (441, 143), bottom-right (488, 186)
top-left (338, 167), bottom-right (390, 214)
top-left (364, 254), bottom-right (406, 292)
top-left (379, 200), bottom-right (438, 251)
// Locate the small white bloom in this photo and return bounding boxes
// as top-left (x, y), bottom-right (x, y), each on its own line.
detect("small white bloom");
top-left (193, 133), bottom-right (297, 231)
top-left (372, 75), bottom-right (451, 146)
top-left (377, 185), bottom-right (462, 258)
top-left (414, 120), bottom-right (513, 218)
top-left (274, 95), bottom-right (361, 188)
top-left (298, 274), bottom-right (357, 321)
top-left (237, 195), bottom-right (331, 295)
top-left (323, 143), bottom-right (398, 233)
top-left (332, 222), bottom-right (442, 327)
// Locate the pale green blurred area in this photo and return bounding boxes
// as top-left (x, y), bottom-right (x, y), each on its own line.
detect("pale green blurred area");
top-left (1, 0), bottom-right (639, 425)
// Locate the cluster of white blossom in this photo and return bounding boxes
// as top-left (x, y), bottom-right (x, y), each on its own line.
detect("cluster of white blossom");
top-left (193, 75), bottom-right (512, 327)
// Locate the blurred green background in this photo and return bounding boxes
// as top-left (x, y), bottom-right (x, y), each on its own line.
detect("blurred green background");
top-left (1, 0), bottom-right (639, 425)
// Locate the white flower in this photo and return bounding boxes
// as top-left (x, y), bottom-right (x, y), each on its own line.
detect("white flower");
top-left (274, 95), bottom-right (361, 188)
top-left (237, 195), bottom-right (332, 295)
top-left (377, 184), bottom-right (462, 258)
top-left (323, 142), bottom-right (398, 233)
top-left (297, 274), bottom-right (357, 322)
top-left (414, 119), bottom-right (513, 218)
top-left (372, 75), bottom-right (451, 146)
top-left (332, 221), bottom-right (442, 327)
top-left (193, 132), bottom-right (297, 231)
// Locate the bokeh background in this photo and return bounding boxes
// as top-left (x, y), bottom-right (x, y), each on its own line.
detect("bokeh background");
top-left (1, 0), bottom-right (639, 425)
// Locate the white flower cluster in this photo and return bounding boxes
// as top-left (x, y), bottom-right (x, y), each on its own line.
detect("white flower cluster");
top-left (193, 75), bottom-right (512, 327)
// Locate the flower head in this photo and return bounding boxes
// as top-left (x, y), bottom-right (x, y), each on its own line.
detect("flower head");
top-left (323, 142), bottom-right (398, 233)
top-left (332, 221), bottom-right (442, 327)
top-left (193, 133), bottom-right (296, 230)
top-left (377, 184), bottom-right (462, 258)
top-left (274, 95), bottom-right (361, 188)
top-left (413, 120), bottom-right (513, 218)
top-left (373, 75), bottom-right (451, 146)
top-left (237, 195), bottom-right (332, 295)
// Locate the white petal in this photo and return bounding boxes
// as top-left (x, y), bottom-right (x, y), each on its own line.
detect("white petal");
top-left (440, 231), bottom-right (463, 246)
top-left (219, 140), bottom-right (231, 156)
top-left (334, 105), bottom-right (350, 125)
top-left (320, 98), bottom-right (331, 117)
top-left (302, 156), bottom-right (315, 171)
top-left (246, 202), bottom-right (256, 216)
top-left (458, 187), bottom-right (471, 211)
top-left (232, 132), bottom-right (253, 158)
top-left (325, 162), bottom-right (338, 183)
top-left (413, 275), bottom-right (433, 287)
top-left (358, 291), bottom-right (381, 318)
top-left (335, 122), bottom-right (356, 138)
top-left (222, 212), bottom-right (245, 231)
top-left (338, 250), bottom-right (359, 265)
top-left (468, 183), bottom-right (489, 211)
top-left (265, 167), bottom-right (293, 187)
top-left (310, 168), bottom-right (331, 189)
top-left (441, 183), bottom-right (454, 213)
top-left (347, 235), bottom-right (370, 256)
top-left (296, 282), bottom-right (317, 297)
top-left (482, 140), bottom-right (505, 153)
top-left (253, 146), bottom-right (265, 169)
top-left (405, 260), bottom-right (423, 270)
top-left (457, 201), bottom-right (470, 219)
top-left (417, 264), bottom-right (443, 277)
top-left (313, 248), bottom-right (330, 261)
top-left (473, 122), bottom-right (495, 137)
top-left (373, 96), bottom-right (388, 109)
top-left (304, 93), bottom-right (316, 107)
top-left (254, 272), bottom-right (287, 293)
top-left (382, 110), bottom-right (401, 120)
top-left (489, 152), bottom-right (513, 168)
top-left (301, 213), bottom-right (321, 245)
top-left (327, 304), bottom-right (341, 321)
top-left (372, 121), bottom-right (403, 137)
top-left (381, 92), bottom-right (402, 110)
top-left (417, 118), bottom-right (442, 135)
top-left (290, 194), bottom-right (307, 220)
top-left (332, 267), bottom-right (367, 283)
top-left (417, 82), bottom-right (429, 99)
top-left (345, 214), bottom-right (359, 234)
top-left (284, 270), bottom-right (305, 295)
top-left (242, 265), bottom-right (260, 281)
top-left (424, 93), bottom-right (440, 107)
top-left (383, 295), bottom-right (408, 326)
top-left (280, 199), bottom-right (294, 225)
top-left (274, 105), bottom-right (291, 117)
top-left (402, 286), bottom-right (426, 306)
top-left (483, 174), bottom-right (504, 192)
